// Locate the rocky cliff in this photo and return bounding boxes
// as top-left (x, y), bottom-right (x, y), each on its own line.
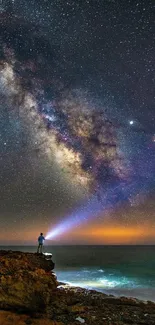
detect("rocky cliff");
top-left (0, 250), bottom-right (56, 313)
top-left (0, 250), bottom-right (155, 325)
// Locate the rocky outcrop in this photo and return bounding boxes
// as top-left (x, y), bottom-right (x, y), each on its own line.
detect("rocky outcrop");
top-left (0, 250), bottom-right (155, 325)
top-left (0, 250), bottom-right (56, 313)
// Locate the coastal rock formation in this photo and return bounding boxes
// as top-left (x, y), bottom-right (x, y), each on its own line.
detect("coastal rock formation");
top-left (0, 250), bottom-right (56, 313)
top-left (0, 250), bottom-right (155, 325)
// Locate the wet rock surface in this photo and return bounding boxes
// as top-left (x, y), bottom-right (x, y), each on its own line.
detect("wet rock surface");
top-left (49, 286), bottom-right (155, 325)
top-left (0, 251), bottom-right (155, 325)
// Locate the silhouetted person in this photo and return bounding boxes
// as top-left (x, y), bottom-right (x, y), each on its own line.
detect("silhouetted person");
top-left (37, 232), bottom-right (45, 254)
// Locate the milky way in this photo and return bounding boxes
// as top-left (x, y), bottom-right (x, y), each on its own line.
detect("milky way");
top-left (0, 54), bottom-right (128, 194)
top-left (0, 2), bottom-right (155, 242)
top-left (0, 13), bottom-right (131, 199)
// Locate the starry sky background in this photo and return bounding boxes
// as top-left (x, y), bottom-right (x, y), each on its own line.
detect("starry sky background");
top-left (0, 0), bottom-right (155, 245)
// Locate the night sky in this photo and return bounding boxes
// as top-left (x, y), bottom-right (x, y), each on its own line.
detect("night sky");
top-left (0, 0), bottom-right (155, 245)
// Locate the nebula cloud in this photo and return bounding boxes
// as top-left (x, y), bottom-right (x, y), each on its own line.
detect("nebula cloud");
top-left (0, 59), bottom-right (128, 193)
top-left (0, 15), bottom-right (129, 198)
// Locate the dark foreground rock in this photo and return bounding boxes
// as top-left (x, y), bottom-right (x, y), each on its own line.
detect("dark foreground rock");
top-left (0, 250), bottom-right (56, 313)
top-left (0, 251), bottom-right (155, 325)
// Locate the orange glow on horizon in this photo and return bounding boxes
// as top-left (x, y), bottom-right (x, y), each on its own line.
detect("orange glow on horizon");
top-left (1, 222), bottom-right (155, 245)
top-left (67, 225), bottom-right (155, 244)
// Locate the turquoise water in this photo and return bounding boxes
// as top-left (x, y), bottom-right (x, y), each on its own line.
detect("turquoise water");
top-left (1, 245), bottom-right (155, 302)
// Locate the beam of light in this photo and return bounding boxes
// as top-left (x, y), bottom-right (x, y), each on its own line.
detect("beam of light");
top-left (45, 181), bottom-right (136, 240)
top-left (45, 194), bottom-right (103, 240)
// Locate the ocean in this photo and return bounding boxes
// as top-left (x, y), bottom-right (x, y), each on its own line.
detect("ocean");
top-left (1, 245), bottom-right (155, 302)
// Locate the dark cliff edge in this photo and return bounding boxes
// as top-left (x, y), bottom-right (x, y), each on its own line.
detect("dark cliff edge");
top-left (0, 250), bottom-right (155, 325)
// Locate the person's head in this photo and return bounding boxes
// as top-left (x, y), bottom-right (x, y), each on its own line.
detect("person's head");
top-left (40, 232), bottom-right (43, 236)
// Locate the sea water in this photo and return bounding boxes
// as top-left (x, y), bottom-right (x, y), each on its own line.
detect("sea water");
top-left (1, 245), bottom-right (155, 302)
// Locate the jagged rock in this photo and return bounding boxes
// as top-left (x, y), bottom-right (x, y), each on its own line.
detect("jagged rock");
top-left (0, 250), bottom-right (57, 313)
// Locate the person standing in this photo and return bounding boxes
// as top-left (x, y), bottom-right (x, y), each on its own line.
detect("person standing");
top-left (37, 232), bottom-right (45, 254)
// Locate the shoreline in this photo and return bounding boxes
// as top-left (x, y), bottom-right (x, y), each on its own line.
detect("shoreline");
top-left (58, 280), bottom-right (155, 301)
top-left (1, 284), bottom-right (155, 325)
top-left (0, 250), bottom-right (155, 325)
top-left (57, 280), bottom-right (155, 304)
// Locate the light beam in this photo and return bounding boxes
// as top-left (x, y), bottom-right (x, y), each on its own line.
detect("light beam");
top-left (45, 181), bottom-right (134, 240)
